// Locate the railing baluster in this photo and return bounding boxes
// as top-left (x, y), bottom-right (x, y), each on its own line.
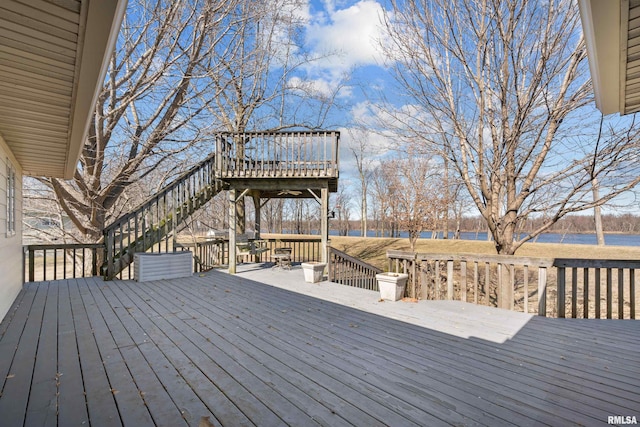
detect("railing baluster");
top-left (583, 268), bottom-right (590, 319)
top-left (607, 268), bottom-right (613, 319)
top-left (92, 247), bottom-right (98, 276)
top-left (557, 267), bottom-right (566, 318)
top-left (53, 248), bottom-right (57, 280)
top-left (72, 248), bottom-right (77, 279)
top-left (571, 267), bottom-right (578, 318)
top-left (474, 262), bottom-right (479, 304)
top-left (447, 260), bottom-right (453, 300)
top-left (631, 269), bottom-right (636, 319)
top-left (29, 248), bottom-right (35, 282)
top-left (595, 268), bottom-right (601, 318)
top-left (618, 268), bottom-right (625, 319)
top-left (523, 265), bottom-right (529, 313)
top-left (435, 260), bottom-right (440, 300)
top-left (538, 267), bottom-right (547, 316)
top-left (460, 261), bottom-right (467, 302)
top-left (484, 263), bottom-right (490, 305)
top-left (510, 264), bottom-right (515, 310)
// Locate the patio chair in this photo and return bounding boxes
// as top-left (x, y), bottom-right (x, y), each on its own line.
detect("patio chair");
top-left (236, 234), bottom-right (269, 263)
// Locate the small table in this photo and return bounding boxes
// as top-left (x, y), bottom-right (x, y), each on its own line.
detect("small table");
top-left (271, 247), bottom-right (292, 270)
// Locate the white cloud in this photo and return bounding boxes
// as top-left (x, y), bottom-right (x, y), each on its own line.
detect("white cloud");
top-left (288, 76), bottom-right (352, 99)
top-left (305, 0), bottom-right (388, 75)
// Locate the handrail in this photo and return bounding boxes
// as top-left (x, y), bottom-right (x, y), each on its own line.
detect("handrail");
top-left (387, 250), bottom-right (639, 319)
top-left (328, 246), bottom-right (382, 291)
top-left (215, 131), bottom-right (339, 179)
top-left (104, 153), bottom-right (218, 230)
top-left (176, 239), bottom-right (228, 272)
top-left (25, 243), bottom-right (105, 282)
top-left (176, 237), bottom-right (322, 270)
top-left (103, 153), bottom-right (225, 279)
top-left (102, 131), bottom-right (338, 279)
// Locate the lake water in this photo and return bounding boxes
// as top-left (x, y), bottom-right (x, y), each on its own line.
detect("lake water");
top-left (328, 230), bottom-right (640, 247)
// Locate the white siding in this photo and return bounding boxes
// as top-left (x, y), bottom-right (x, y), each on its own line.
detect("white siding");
top-left (0, 133), bottom-right (22, 322)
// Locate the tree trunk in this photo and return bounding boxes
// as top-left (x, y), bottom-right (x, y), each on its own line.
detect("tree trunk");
top-left (443, 156), bottom-right (449, 239)
top-left (592, 177), bottom-right (605, 245)
top-left (361, 192), bottom-right (367, 237)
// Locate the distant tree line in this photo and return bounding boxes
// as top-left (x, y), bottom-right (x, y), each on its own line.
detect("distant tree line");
top-left (457, 214), bottom-right (640, 235)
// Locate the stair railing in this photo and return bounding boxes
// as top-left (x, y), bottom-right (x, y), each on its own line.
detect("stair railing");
top-left (103, 153), bottom-right (225, 279)
top-left (328, 246), bottom-right (383, 291)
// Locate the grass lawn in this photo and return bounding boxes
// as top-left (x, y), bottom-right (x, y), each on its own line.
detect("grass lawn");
top-left (323, 235), bottom-right (640, 270)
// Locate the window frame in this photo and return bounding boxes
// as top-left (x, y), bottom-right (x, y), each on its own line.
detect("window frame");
top-left (6, 159), bottom-right (16, 237)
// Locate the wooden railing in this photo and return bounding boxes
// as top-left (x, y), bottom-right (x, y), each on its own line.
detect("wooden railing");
top-left (387, 250), bottom-right (640, 319)
top-left (261, 238), bottom-right (322, 263)
top-left (24, 237), bottom-right (322, 283)
top-left (328, 246), bottom-right (383, 291)
top-left (177, 237), bottom-right (322, 270)
top-left (25, 244), bottom-right (105, 282)
top-left (215, 131), bottom-right (339, 179)
top-left (176, 239), bottom-right (228, 272)
top-left (103, 153), bottom-right (225, 279)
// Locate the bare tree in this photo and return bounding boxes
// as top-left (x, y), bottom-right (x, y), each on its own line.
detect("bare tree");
top-left (28, 0), bottom-right (238, 244)
top-left (204, 0), bottom-right (346, 233)
top-left (381, 0), bottom-right (640, 254)
top-left (262, 198), bottom-right (285, 233)
top-left (383, 156), bottom-right (445, 250)
top-left (333, 187), bottom-right (354, 236)
top-left (347, 129), bottom-right (376, 237)
top-left (370, 165), bottom-right (395, 237)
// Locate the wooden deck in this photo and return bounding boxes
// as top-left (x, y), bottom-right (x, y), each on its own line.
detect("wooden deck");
top-left (0, 269), bottom-right (638, 426)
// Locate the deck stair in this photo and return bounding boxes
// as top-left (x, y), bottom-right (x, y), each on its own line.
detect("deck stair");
top-left (103, 153), bottom-right (226, 279)
top-left (102, 131), bottom-right (340, 279)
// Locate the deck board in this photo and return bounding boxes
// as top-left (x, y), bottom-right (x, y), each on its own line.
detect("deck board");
top-left (93, 283), bottom-right (190, 427)
top-left (0, 270), bottom-right (639, 426)
top-left (57, 280), bottom-right (90, 426)
top-left (131, 279), bottom-right (430, 427)
top-left (78, 278), bottom-right (155, 427)
top-left (192, 274), bottom-right (601, 426)
top-left (67, 278), bottom-right (122, 427)
top-left (24, 281), bottom-right (58, 426)
top-left (101, 279), bottom-right (246, 426)
top-left (0, 281), bottom-right (48, 426)
top-left (164, 276), bottom-right (506, 426)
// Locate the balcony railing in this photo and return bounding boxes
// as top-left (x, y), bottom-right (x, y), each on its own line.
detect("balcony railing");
top-left (387, 250), bottom-right (640, 319)
top-left (25, 238), bottom-right (323, 282)
top-left (25, 244), bottom-right (104, 282)
top-left (215, 131), bottom-right (339, 179)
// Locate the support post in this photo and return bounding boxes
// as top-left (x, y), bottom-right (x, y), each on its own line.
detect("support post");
top-left (253, 191), bottom-right (261, 239)
top-left (229, 188), bottom-right (237, 274)
top-left (253, 191), bottom-right (262, 263)
top-left (321, 187), bottom-right (328, 263)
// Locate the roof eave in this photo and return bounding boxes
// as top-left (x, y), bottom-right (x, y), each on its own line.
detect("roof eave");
top-left (578, 0), bottom-right (622, 116)
top-left (64, 0), bottom-right (127, 179)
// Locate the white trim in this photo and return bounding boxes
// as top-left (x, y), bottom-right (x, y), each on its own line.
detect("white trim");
top-left (578, 0), bottom-right (622, 115)
top-left (65, 0), bottom-right (128, 179)
top-left (5, 158), bottom-right (16, 238)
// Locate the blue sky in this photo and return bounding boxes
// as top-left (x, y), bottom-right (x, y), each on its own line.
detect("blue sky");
top-left (293, 0), bottom-right (640, 216)
top-left (292, 0), bottom-right (395, 173)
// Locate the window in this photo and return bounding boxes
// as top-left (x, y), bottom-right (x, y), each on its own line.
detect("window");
top-left (6, 160), bottom-right (15, 237)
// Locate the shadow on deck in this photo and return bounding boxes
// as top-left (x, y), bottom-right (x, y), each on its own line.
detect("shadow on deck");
top-left (0, 269), bottom-right (638, 426)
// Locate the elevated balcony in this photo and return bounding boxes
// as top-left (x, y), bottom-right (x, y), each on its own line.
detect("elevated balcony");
top-left (215, 131), bottom-right (339, 195)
